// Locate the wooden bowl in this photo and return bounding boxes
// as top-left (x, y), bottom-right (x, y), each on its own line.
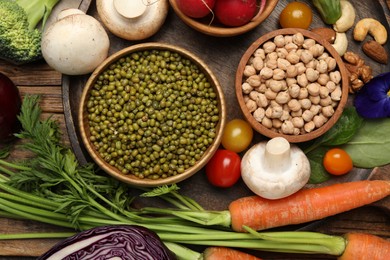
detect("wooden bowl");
top-left (235, 28), bottom-right (349, 143)
top-left (169, 0), bottom-right (279, 37)
top-left (79, 43), bottom-right (226, 187)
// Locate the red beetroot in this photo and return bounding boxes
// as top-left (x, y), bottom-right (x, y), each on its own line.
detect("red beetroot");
top-left (0, 73), bottom-right (21, 143)
top-left (214, 0), bottom-right (257, 27)
top-left (176, 0), bottom-right (216, 18)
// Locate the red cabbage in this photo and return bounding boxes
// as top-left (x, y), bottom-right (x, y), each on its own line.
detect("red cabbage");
top-left (38, 225), bottom-right (176, 260)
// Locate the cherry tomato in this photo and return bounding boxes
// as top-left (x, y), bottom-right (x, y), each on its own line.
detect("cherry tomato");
top-left (206, 149), bottom-right (241, 188)
top-left (323, 148), bottom-right (353, 176)
top-left (221, 119), bottom-right (253, 153)
top-left (279, 2), bottom-right (312, 29)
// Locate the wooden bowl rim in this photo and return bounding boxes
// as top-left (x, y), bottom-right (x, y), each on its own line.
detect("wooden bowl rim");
top-left (78, 42), bottom-right (227, 187)
top-left (168, 0), bottom-right (279, 37)
top-left (235, 28), bottom-right (350, 143)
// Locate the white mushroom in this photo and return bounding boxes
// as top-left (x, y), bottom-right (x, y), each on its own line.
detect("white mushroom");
top-left (41, 9), bottom-right (110, 75)
top-left (241, 137), bottom-right (310, 199)
top-left (96, 0), bottom-right (169, 41)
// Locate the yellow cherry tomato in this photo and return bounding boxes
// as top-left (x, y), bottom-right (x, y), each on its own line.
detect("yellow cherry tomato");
top-left (279, 2), bottom-right (313, 29)
top-left (221, 119), bottom-right (253, 153)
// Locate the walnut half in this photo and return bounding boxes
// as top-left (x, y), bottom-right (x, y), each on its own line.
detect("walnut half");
top-left (343, 51), bottom-right (373, 93)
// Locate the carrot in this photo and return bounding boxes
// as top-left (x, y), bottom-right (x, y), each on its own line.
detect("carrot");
top-left (338, 233), bottom-right (390, 260)
top-left (204, 247), bottom-right (262, 260)
top-left (229, 180), bottom-right (390, 232)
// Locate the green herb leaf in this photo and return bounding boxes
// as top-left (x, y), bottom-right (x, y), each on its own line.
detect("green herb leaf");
top-left (342, 118), bottom-right (390, 168)
top-left (304, 107), bottom-right (363, 154)
top-left (307, 147), bottom-right (331, 184)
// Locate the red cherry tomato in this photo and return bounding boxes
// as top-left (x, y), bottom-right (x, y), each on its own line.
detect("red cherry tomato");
top-left (206, 149), bottom-right (241, 188)
top-left (323, 148), bottom-right (353, 176)
top-left (221, 119), bottom-right (253, 153)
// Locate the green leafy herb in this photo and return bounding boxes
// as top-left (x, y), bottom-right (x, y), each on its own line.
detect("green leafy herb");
top-left (342, 118), bottom-right (390, 168)
top-left (307, 147), bottom-right (331, 184)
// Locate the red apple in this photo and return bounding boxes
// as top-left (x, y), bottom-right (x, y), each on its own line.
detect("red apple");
top-left (176, 0), bottom-right (216, 18)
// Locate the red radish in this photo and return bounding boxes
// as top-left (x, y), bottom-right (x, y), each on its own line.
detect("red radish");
top-left (214, 0), bottom-right (257, 27)
top-left (176, 0), bottom-right (216, 18)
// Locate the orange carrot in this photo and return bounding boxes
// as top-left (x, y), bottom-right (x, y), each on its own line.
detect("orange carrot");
top-left (204, 246), bottom-right (262, 260)
top-left (338, 233), bottom-right (390, 260)
top-left (229, 180), bottom-right (390, 232)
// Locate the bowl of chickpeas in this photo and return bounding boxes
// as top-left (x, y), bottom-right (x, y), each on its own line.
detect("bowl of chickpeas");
top-left (235, 28), bottom-right (349, 143)
top-left (79, 43), bottom-right (226, 187)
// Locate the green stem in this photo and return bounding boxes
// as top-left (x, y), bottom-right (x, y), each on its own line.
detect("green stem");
top-left (0, 232), bottom-right (75, 240)
top-left (0, 182), bottom-right (60, 209)
top-left (140, 207), bottom-right (232, 227)
top-left (0, 159), bottom-right (31, 172)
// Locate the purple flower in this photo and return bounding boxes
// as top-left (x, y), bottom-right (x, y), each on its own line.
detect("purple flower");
top-left (354, 72), bottom-right (390, 118)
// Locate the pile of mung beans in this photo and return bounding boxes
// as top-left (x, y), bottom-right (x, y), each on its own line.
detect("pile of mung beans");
top-left (86, 49), bottom-right (220, 180)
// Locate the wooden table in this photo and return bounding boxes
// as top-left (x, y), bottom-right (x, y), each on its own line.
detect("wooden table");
top-left (0, 0), bottom-right (390, 259)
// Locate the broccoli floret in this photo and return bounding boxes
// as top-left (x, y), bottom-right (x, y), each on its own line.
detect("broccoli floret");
top-left (0, 0), bottom-right (60, 64)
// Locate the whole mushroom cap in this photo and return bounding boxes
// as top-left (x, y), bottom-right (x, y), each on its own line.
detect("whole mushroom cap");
top-left (41, 9), bottom-right (110, 75)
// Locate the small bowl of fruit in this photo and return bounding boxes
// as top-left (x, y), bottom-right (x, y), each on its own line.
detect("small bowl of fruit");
top-left (169, 0), bottom-right (279, 37)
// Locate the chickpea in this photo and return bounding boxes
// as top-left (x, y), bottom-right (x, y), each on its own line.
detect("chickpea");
top-left (299, 98), bottom-right (311, 110)
top-left (322, 106), bottom-right (334, 117)
top-left (277, 58), bottom-right (291, 70)
top-left (303, 38), bottom-right (316, 49)
top-left (319, 96), bottom-right (332, 106)
top-left (288, 84), bottom-right (300, 98)
top-left (317, 73), bottom-right (330, 86)
top-left (275, 91), bottom-right (290, 104)
top-left (313, 114), bottom-right (327, 128)
top-left (274, 35), bottom-right (286, 47)
top-left (309, 95), bottom-right (321, 105)
top-left (292, 32), bottom-right (304, 46)
top-left (281, 120), bottom-right (294, 134)
top-left (263, 41), bottom-right (276, 53)
top-left (285, 42), bottom-right (298, 52)
top-left (286, 51), bottom-right (300, 64)
top-left (306, 68), bottom-right (320, 82)
top-left (276, 48), bottom-right (289, 59)
top-left (241, 82), bottom-right (253, 94)
top-left (260, 67), bottom-right (273, 80)
top-left (266, 58), bottom-right (278, 69)
top-left (288, 99), bottom-right (301, 111)
top-left (253, 107), bottom-right (265, 122)
top-left (307, 82), bottom-right (320, 96)
top-left (245, 99), bottom-right (257, 112)
top-left (286, 65), bottom-right (298, 78)
top-left (302, 110), bottom-right (314, 122)
top-left (298, 87), bottom-right (309, 99)
top-left (243, 65), bottom-right (256, 77)
top-left (272, 118), bottom-right (283, 129)
top-left (292, 117), bottom-right (304, 128)
top-left (297, 74), bottom-right (308, 87)
top-left (254, 48), bottom-right (266, 59)
top-left (304, 121), bottom-right (315, 133)
top-left (300, 50), bottom-right (313, 64)
top-left (273, 68), bottom-right (286, 80)
top-left (269, 80), bottom-right (284, 92)
top-left (252, 56), bottom-right (264, 71)
top-left (265, 88), bottom-right (277, 100)
top-left (262, 117), bottom-right (273, 128)
top-left (330, 71), bottom-right (341, 84)
top-left (246, 75), bottom-right (261, 87)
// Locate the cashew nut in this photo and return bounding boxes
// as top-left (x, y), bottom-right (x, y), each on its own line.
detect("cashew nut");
top-left (332, 32), bottom-right (348, 56)
top-left (333, 0), bottom-right (355, 33)
top-left (353, 18), bottom-right (387, 44)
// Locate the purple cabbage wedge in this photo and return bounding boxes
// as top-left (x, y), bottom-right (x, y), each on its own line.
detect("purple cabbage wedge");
top-left (38, 225), bottom-right (176, 260)
top-left (354, 72), bottom-right (390, 119)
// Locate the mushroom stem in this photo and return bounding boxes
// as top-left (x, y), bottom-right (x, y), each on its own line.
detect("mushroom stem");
top-left (263, 137), bottom-right (291, 174)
